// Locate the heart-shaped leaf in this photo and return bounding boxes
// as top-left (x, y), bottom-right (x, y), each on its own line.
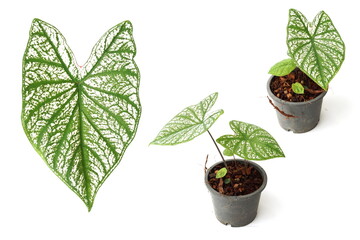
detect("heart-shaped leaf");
top-left (287, 9), bottom-right (345, 90)
top-left (22, 19), bottom-right (141, 211)
top-left (150, 93), bottom-right (224, 145)
top-left (216, 121), bottom-right (285, 160)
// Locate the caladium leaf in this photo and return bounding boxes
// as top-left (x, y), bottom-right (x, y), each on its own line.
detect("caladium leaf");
top-left (216, 168), bottom-right (227, 179)
top-left (22, 19), bottom-right (141, 211)
top-left (216, 121), bottom-right (285, 160)
top-left (292, 82), bottom-right (305, 94)
top-left (268, 58), bottom-right (296, 76)
top-left (287, 9), bottom-right (345, 90)
top-left (223, 148), bottom-right (234, 157)
top-left (150, 92), bottom-right (224, 145)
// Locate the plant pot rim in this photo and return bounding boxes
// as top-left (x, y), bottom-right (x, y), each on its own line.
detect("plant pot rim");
top-left (267, 75), bottom-right (327, 106)
top-left (205, 159), bottom-right (267, 199)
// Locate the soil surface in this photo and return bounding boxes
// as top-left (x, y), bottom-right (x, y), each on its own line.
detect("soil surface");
top-left (270, 68), bottom-right (324, 102)
top-left (208, 161), bottom-right (263, 196)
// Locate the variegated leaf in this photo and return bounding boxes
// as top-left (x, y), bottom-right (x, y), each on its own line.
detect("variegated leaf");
top-left (216, 121), bottom-right (285, 160)
top-left (150, 93), bottom-right (223, 145)
top-left (287, 9), bottom-right (345, 90)
top-left (22, 19), bottom-right (141, 211)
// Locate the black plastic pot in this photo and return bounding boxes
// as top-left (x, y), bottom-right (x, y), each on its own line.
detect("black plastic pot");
top-left (267, 75), bottom-right (327, 133)
top-left (205, 159), bottom-right (267, 227)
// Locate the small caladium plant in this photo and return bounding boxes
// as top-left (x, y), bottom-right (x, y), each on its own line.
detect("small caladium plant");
top-left (22, 19), bottom-right (141, 211)
top-left (269, 9), bottom-right (345, 91)
top-left (150, 93), bottom-right (284, 170)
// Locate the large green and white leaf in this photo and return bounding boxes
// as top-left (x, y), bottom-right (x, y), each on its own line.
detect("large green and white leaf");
top-left (22, 19), bottom-right (141, 211)
top-left (150, 93), bottom-right (223, 145)
top-left (287, 9), bottom-right (345, 90)
top-left (216, 121), bottom-right (285, 160)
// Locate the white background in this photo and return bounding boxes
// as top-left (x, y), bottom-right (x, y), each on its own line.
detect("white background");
top-left (1, 0), bottom-right (359, 239)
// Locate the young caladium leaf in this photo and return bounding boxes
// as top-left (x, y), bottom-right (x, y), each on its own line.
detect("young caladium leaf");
top-left (223, 148), bottom-right (234, 157)
top-left (224, 178), bottom-right (231, 184)
top-left (216, 121), bottom-right (285, 160)
top-left (216, 167), bottom-right (227, 179)
top-left (150, 93), bottom-right (224, 145)
top-left (22, 19), bottom-right (141, 211)
top-left (287, 9), bottom-right (345, 90)
top-left (292, 82), bottom-right (304, 94)
top-left (268, 58), bottom-right (296, 76)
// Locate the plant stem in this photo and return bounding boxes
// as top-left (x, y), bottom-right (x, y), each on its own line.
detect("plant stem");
top-left (207, 130), bottom-right (228, 168)
top-left (204, 154), bottom-right (208, 175)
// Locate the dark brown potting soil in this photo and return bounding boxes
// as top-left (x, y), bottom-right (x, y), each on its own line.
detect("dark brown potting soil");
top-left (208, 161), bottom-right (263, 196)
top-left (270, 68), bottom-right (324, 102)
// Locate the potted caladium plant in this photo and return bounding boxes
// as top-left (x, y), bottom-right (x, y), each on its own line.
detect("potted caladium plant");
top-left (267, 9), bottom-right (345, 133)
top-left (150, 93), bottom-right (285, 227)
top-left (22, 19), bottom-right (141, 211)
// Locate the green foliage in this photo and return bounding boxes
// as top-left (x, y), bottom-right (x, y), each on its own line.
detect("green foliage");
top-left (286, 9), bottom-right (345, 90)
top-left (216, 167), bottom-right (227, 179)
top-left (292, 82), bottom-right (304, 94)
top-left (22, 19), bottom-right (141, 211)
top-left (268, 58), bottom-right (296, 76)
top-left (151, 94), bottom-right (284, 165)
top-left (150, 92), bottom-right (224, 145)
top-left (216, 121), bottom-right (285, 160)
top-left (223, 148), bottom-right (234, 157)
